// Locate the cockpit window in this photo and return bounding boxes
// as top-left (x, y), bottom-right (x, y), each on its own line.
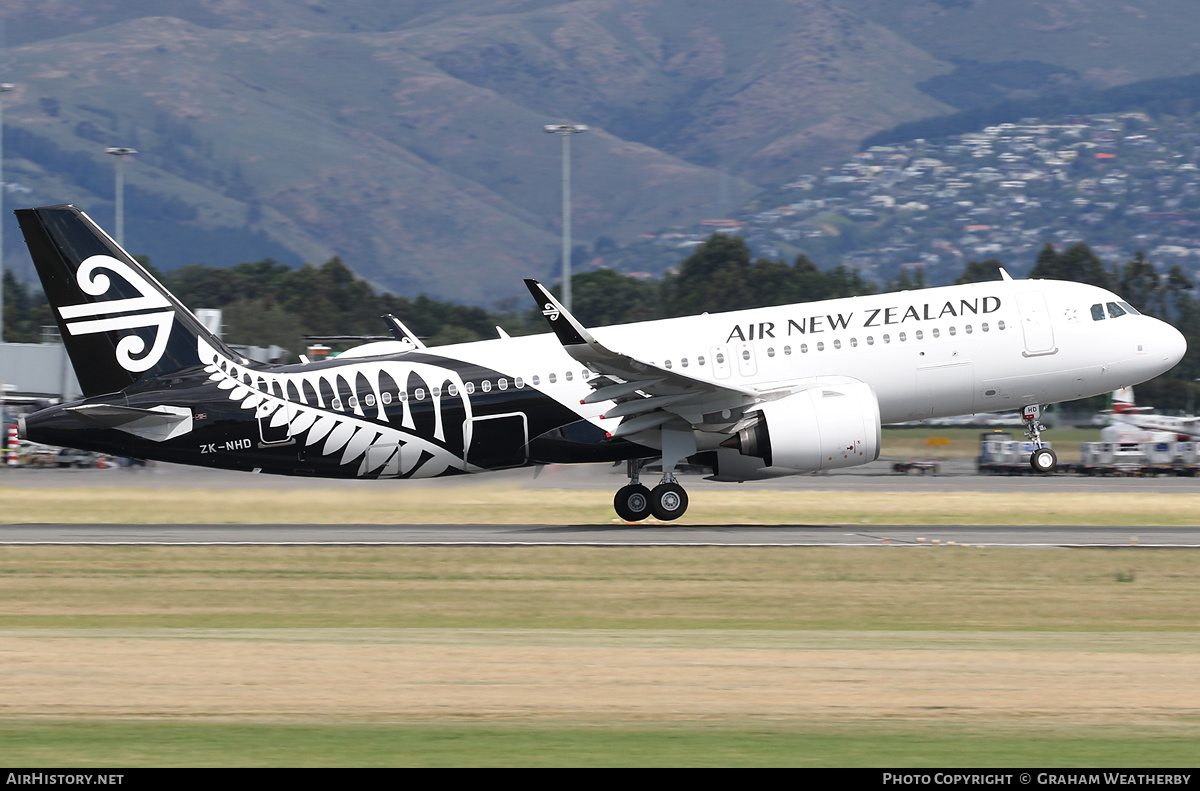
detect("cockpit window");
top-left (1118, 301), bottom-right (1140, 316)
top-left (1107, 302), bottom-right (1126, 319)
top-left (1091, 303), bottom-right (1105, 321)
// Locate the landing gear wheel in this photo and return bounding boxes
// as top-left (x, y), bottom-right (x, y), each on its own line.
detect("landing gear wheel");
top-left (1030, 447), bottom-right (1058, 473)
top-left (650, 482), bottom-right (689, 521)
top-left (614, 484), bottom-right (652, 522)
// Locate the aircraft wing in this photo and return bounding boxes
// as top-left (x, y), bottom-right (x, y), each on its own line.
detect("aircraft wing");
top-left (525, 279), bottom-right (763, 437)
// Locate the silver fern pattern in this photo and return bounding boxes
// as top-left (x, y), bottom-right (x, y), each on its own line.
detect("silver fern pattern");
top-left (198, 337), bottom-right (472, 478)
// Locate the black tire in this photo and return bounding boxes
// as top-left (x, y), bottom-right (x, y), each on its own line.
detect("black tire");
top-left (614, 484), bottom-right (652, 522)
top-left (650, 482), bottom-right (689, 521)
top-left (1030, 447), bottom-right (1057, 473)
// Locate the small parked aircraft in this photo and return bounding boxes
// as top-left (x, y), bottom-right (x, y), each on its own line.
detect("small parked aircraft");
top-left (1106, 386), bottom-right (1200, 441)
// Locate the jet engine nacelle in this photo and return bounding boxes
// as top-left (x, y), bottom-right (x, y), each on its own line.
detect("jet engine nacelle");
top-left (724, 380), bottom-right (881, 473)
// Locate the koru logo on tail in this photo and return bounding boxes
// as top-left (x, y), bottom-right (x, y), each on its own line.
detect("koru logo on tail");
top-left (57, 255), bottom-right (175, 372)
top-left (542, 303), bottom-right (561, 321)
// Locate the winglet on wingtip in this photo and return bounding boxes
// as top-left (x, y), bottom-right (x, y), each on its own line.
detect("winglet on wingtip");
top-left (523, 279), bottom-right (591, 346)
top-left (382, 314), bottom-right (426, 348)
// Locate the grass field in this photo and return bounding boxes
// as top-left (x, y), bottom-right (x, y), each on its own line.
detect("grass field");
top-left (1, 546), bottom-right (1198, 766)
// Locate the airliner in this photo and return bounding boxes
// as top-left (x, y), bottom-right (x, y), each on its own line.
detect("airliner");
top-left (14, 205), bottom-right (1187, 520)
top-left (1107, 386), bottom-right (1200, 441)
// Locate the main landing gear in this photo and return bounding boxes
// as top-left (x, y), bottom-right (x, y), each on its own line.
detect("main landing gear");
top-left (1023, 404), bottom-right (1058, 474)
top-left (613, 459), bottom-right (690, 522)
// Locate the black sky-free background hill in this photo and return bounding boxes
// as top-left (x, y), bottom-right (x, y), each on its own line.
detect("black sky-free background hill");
top-left (1, 0), bottom-right (1199, 303)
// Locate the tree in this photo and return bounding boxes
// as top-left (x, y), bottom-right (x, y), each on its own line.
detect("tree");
top-left (1117, 251), bottom-right (1161, 316)
top-left (955, 258), bottom-right (1006, 284)
top-left (662, 235), bottom-right (757, 316)
top-left (1029, 242), bottom-right (1111, 289)
top-left (553, 269), bottom-right (660, 326)
top-left (221, 296), bottom-right (306, 353)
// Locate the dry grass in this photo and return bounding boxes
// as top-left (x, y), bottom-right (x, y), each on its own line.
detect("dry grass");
top-left (2, 546), bottom-right (1198, 764)
top-left (0, 547), bottom-right (1199, 728)
top-left (4, 628), bottom-right (1199, 724)
top-left (2, 545), bottom-right (1199, 631)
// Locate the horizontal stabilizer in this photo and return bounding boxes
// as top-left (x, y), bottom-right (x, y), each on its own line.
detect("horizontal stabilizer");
top-left (66, 404), bottom-right (194, 442)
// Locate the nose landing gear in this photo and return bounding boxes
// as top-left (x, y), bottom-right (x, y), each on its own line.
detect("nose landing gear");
top-left (1023, 404), bottom-right (1058, 473)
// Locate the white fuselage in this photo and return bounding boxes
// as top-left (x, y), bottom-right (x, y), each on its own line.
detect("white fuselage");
top-left (349, 277), bottom-right (1185, 434)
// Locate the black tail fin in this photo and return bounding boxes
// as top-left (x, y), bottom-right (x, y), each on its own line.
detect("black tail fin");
top-left (16, 204), bottom-right (240, 397)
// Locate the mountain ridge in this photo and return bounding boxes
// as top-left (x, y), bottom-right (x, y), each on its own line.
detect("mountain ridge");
top-left (1, 1), bottom-right (1198, 303)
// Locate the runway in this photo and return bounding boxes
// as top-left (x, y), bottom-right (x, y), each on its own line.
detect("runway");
top-left (2, 522), bottom-right (1197, 547)
top-left (2, 459), bottom-right (1198, 546)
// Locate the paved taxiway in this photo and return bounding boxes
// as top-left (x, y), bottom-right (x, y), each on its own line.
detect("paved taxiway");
top-left (1, 522), bottom-right (1198, 547)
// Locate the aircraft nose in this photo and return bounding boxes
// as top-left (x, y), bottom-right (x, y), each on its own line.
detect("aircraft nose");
top-left (1160, 320), bottom-right (1187, 369)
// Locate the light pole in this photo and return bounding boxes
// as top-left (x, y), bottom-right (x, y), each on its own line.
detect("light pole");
top-left (105, 146), bottom-right (137, 248)
top-left (543, 123), bottom-right (587, 312)
top-left (0, 83), bottom-right (14, 343)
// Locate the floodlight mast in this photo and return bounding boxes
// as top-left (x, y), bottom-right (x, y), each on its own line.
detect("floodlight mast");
top-left (543, 123), bottom-right (587, 312)
top-left (0, 83), bottom-right (14, 342)
top-left (105, 146), bottom-right (137, 249)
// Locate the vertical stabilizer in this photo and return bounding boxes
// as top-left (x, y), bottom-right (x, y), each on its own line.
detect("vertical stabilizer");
top-left (1112, 386), bottom-right (1136, 413)
top-left (16, 204), bottom-right (241, 397)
